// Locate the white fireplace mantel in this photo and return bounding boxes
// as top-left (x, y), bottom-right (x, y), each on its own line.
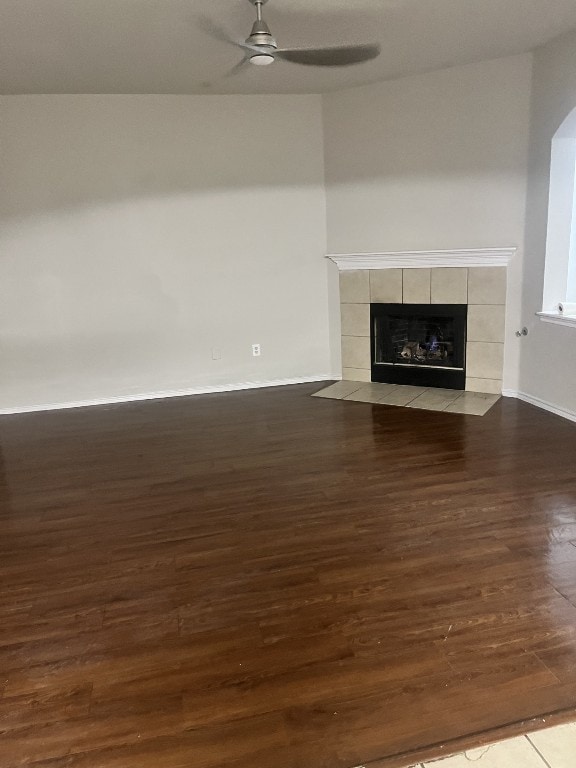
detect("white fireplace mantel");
top-left (327, 247), bottom-right (516, 271)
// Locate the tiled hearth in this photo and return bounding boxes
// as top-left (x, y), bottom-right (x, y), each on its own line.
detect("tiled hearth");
top-left (338, 266), bottom-right (507, 395)
top-left (313, 380), bottom-right (500, 416)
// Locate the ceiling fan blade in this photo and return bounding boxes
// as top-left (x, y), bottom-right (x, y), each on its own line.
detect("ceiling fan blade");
top-left (276, 43), bottom-right (381, 67)
top-left (197, 15), bottom-right (263, 55)
top-left (222, 57), bottom-right (251, 79)
top-left (203, 56), bottom-right (250, 88)
top-left (197, 15), bottom-right (240, 47)
top-left (196, 16), bottom-right (255, 53)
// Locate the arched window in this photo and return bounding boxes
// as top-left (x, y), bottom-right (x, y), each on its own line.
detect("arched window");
top-left (540, 107), bottom-right (576, 325)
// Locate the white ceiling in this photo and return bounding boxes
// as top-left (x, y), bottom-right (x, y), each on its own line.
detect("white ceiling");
top-left (1, 0), bottom-right (576, 95)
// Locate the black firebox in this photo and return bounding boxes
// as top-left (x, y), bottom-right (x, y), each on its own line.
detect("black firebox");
top-left (371, 303), bottom-right (467, 389)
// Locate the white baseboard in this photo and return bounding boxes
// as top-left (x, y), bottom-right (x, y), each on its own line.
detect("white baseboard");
top-left (0, 374), bottom-right (337, 416)
top-left (502, 389), bottom-right (576, 424)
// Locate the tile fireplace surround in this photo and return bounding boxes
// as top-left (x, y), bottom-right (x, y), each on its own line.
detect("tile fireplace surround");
top-left (330, 250), bottom-right (515, 395)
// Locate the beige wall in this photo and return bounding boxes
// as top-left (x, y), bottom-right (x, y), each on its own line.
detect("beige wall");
top-left (519, 30), bottom-right (576, 417)
top-left (322, 54), bottom-right (533, 392)
top-left (4, 50), bottom-right (573, 415)
top-left (0, 95), bottom-right (333, 411)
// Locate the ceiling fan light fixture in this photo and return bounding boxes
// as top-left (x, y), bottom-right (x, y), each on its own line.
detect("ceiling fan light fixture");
top-left (250, 52), bottom-right (275, 66)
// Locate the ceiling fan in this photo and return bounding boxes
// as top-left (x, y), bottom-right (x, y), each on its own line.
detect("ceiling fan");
top-left (204, 0), bottom-right (381, 75)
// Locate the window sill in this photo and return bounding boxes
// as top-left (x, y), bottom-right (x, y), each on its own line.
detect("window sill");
top-left (537, 311), bottom-right (576, 329)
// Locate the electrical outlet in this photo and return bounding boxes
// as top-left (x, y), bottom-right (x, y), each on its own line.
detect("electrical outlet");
top-left (252, 344), bottom-right (261, 357)
top-left (211, 347), bottom-right (221, 361)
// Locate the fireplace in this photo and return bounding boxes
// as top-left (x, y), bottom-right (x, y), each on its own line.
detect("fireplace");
top-left (335, 258), bottom-right (510, 394)
top-left (371, 303), bottom-right (467, 389)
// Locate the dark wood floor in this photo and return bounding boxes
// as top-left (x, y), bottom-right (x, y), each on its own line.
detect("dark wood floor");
top-left (1, 384), bottom-right (576, 767)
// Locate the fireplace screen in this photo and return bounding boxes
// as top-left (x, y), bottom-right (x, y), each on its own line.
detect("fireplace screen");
top-left (371, 303), bottom-right (467, 389)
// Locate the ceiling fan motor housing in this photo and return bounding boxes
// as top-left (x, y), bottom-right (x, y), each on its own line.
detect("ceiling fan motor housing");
top-left (246, 19), bottom-right (277, 50)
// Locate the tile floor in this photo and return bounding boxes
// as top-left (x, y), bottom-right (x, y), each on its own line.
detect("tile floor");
top-left (407, 722), bottom-right (576, 766)
top-left (312, 381), bottom-right (500, 416)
